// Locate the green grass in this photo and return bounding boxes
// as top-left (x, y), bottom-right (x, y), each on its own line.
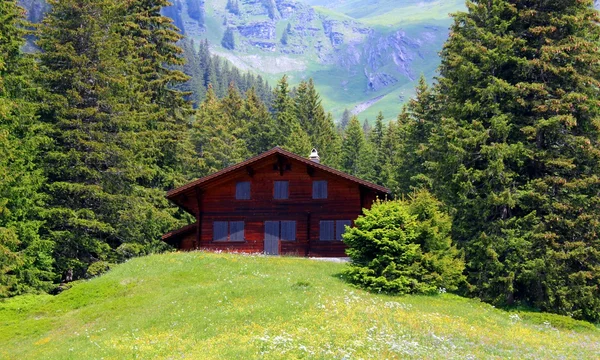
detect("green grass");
top-left (2, 252), bottom-right (598, 359)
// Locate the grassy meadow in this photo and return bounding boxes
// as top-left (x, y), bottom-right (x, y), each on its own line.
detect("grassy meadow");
top-left (1, 252), bottom-right (598, 359)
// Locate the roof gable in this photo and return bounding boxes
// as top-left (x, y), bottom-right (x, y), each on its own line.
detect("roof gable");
top-left (166, 147), bottom-right (390, 204)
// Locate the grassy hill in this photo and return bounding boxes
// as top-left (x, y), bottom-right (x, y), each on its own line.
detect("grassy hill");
top-left (1, 252), bottom-right (599, 359)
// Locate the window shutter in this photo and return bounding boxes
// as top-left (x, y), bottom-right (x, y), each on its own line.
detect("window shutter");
top-left (236, 181), bottom-right (251, 200)
top-left (313, 180), bottom-right (328, 199)
top-left (213, 221), bottom-right (228, 241)
top-left (274, 181), bottom-right (289, 199)
top-left (320, 220), bottom-right (334, 241)
top-left (281, 221), bottom-right (296, 241)
top-left (230, 221), bottom-right (245, 241)
top-left (336, 220), bottom-right (352, 241)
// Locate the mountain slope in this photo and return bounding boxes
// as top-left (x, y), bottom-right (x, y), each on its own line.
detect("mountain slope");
top-left (1, 252), bottom-right (598, 359)
top-left (168, 0), bottom-right (464, 120)
top-left (18, 1), bottom-right (600, 121)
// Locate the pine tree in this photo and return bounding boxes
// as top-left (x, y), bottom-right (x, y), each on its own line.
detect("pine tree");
top-left (294, 78), bottom-right (341, 167)
top-left (280, 30), bottom-right (288, 45)
top-left (272, 75), bottom-right (311, 155)
top-left (380, 120), bottom-right (402, 194)
top-left (242, 87), bottom-right (277, 155)
top-left (37, 0), bottom-right (135, 279)
top-left (192, 86), bottom-right (247, 175)
top-left (176, 39), bottom-right (273, 107)
top-left (429, 0), bottom-right (600, 321)
top-left (37, 0), bottom-right (194, 280)
top-left (222, 28), bottom-right (235, 50)
top-left (339, 108), bottom-right (351, 131)
top-left (0, 0), bottom-right (55, 296)
top-left (371, 112), bottom-right (385, 150)
top-left (396, 75), bottom-right (437, 194)
top-left (369, 112), bottom-right (387, 187)
top-left (179, 39), bottom-right (203, 106)
top-left (118, 0), bottom-right (197, 240)
top-left (221, 82), bottom-right (244, 122)
top-left (362, 119), bottom-right (372, 135)
top-left (341, 116), bottom-right (374, 179)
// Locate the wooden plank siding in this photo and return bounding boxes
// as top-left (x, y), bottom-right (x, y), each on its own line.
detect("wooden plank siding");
top-left (163, 148), bottom-right (390, 257)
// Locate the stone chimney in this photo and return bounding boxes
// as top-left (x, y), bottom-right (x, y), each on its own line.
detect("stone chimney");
top-left (309, 148), bottom-right (320, 163)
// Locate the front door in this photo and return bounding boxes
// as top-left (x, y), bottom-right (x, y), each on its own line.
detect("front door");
top-left (264, 221), bottom-right (279, 255)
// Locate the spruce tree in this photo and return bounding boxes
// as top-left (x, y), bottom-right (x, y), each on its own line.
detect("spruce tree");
top-left (272, 75), bottom-right (311, 155)
top-left (37, 0), bottom-right (134, 279)
top-left (242, 87), bottom-right (277, 155)
top-left (222, 27), bottom-right (235, 50)
top-left (221, 82), bottom-right (244, 128)
top-left (396, 75), bottom-right (437, 194)
top-left (362, 119), bottom-right (372, 135)
top-left (0, 0), bottom-right (55, 295)
top-left (339, 108), bottom-right (351, 131)
top-left (380, 120), bottom-right (402, 194)
top-left (294, 78), bottom-right (341, 167)
top-left (192, 86), bottom-right (247, 175)
top-left (37, 0), bottom-right (193, 279)
top-left (369, 112), bottom-right (387, 187)
top-left (429, 0), bottom-right (600, 321)
top-left (341, 116), bottom-right (374, 179)
top-left (118, 0), bottom-right (196, 241)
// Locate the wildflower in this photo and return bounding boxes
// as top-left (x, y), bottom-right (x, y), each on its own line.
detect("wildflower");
top-left (509, 313), bottom-right (521, 324)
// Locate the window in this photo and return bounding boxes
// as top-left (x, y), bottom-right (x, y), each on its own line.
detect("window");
top-left (312, 180), bottom-right (328, 199)
top-left (213, 221), bottom-right (228, 242)
top-left (320, 220), bottom-right (351, 241)
top-left (319, 221), bottom-right (334, 241)
top-left (213, 221), bottom-right (245, 242)
top-left (235, 181), bottom-right (251, 200)
top-left (274, 181), bottom-right (289, 199)
top-left (230, 221), bottom-right (245, 241)
top-left (281, 221), bottom-right (296, 241)
top-left (336, 220), bottom-right (352, 241)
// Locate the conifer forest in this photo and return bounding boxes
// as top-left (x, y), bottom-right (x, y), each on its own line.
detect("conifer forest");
top-left (1, 0), bottom-right (600, 323)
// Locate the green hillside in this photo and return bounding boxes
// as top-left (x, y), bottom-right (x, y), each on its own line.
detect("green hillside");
top-left (1, 252), bottom-right (598, 359)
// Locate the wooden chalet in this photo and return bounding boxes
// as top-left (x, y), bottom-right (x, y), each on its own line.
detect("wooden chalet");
top-left (162, 147), bottom-right (390, 257)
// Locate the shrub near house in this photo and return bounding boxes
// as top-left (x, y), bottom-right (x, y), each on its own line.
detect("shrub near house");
top-left (343, 191), bottom-right (465, 294)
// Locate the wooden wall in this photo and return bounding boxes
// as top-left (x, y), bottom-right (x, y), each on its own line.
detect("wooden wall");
top-left (172, 155), bottom-right (384, 257)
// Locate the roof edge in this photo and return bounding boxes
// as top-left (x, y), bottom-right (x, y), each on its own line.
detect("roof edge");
top-left (162, 222), bottom-right (197, 241)
top-left (166, 147), bottom-right (391, 199)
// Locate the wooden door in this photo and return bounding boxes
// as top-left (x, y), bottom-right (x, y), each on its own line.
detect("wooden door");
top-left (264, 221), bottom-right (279, 255)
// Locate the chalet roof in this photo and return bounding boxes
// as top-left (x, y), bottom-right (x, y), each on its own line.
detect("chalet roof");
top-left (162, 222), bottom-right (196, 242)
top-left (167, 147), bottom-right (390, 202)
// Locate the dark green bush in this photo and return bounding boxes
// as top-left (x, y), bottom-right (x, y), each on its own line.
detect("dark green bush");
top-left (85, 261), bottom-right (112, 278)
top-left (343, 191), bottom-right (465, 295)
top-left (116, 243), bottom-right (146, 260)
